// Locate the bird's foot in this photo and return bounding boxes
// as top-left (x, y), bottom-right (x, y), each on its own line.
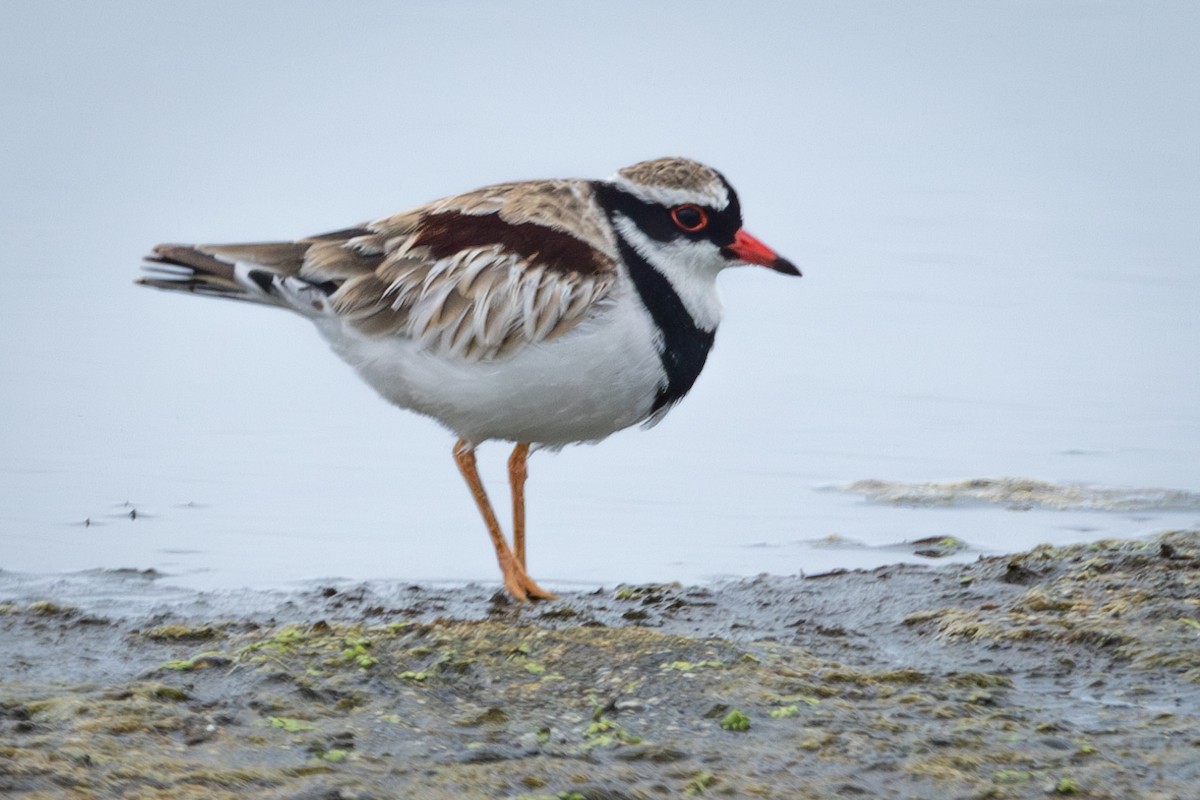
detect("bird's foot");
top-left (500, 556), bottom-right (557, 602)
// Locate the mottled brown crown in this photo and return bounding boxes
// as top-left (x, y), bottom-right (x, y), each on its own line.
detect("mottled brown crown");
top-left (613, 157), bottom-right (730, 209)
top-left (616, 157), bottom-right (723, 195)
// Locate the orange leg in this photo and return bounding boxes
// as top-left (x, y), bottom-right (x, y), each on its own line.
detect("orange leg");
top-left (452, 439), bottom-right (555, 602)
top-left (508, 442), bottom-right (531, 569)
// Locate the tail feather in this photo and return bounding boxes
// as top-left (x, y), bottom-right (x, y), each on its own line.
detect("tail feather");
top-left (137, 243), bottom-right (330, 312)
top-left (197, 242), bottom-right (310, 269)
top-left (139, 244), bottom-right (245, 298)
top-left (137, 230), bottom-right (374, 315)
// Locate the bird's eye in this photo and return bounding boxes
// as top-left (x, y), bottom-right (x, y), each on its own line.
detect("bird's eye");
top-left (670, 204), bottom-right (709, 232)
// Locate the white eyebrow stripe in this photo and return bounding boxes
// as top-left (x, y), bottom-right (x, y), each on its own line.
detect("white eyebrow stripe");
top-left (610, 176), bottom-right (729, 210)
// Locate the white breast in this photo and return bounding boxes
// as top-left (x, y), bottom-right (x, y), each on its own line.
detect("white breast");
top-left (315, 280), bottom-right (666, 447)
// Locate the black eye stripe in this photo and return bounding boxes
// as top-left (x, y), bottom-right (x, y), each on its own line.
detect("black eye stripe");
top-left (591, 182), bottom-right (742, 247)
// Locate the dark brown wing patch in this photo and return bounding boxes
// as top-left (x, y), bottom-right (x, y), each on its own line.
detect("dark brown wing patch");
top-left (413, 211), bottom-right (609, 276)
top-left (328, 207), bottom-right (618, 358)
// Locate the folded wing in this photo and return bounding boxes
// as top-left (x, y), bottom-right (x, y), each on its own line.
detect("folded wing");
top-left (139, 180), bottom-right (618, 361)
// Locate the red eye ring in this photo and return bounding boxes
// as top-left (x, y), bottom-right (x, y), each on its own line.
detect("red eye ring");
top-left (670, 204), bottom-right (709, 232)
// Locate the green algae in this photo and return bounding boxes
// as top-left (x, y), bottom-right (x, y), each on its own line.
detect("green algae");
top-left (268, 716), bottom-right (316, 732)
top-left (719, 709), bottom-right (751, 731)
top-left (143, 623), bottom-right (223, 641)
top-left (161, 651), bottom-right (232, 671)
top-left (661, 659), bottom-right (723, 671)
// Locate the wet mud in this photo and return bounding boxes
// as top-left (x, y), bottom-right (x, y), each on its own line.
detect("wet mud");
top-left (2, 531), bottom-right (1199, 799)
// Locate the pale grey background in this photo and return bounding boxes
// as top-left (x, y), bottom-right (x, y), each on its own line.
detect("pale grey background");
top-left (2, 1), bottom-right (1198, 590)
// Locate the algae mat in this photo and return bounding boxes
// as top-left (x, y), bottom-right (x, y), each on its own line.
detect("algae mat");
top-left (2, 532), bottom-right (1199, 799)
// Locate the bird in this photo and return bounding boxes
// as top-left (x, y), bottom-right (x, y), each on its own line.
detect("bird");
top-left (138, 157), bottom-right (800, 601)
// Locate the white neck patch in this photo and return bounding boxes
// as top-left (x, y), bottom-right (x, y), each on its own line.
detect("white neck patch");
top-left (613, 213), bottom-right (724, 332)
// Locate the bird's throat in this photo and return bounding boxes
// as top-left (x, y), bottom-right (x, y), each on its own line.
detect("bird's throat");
top-left (614, 235), bottom-right (716, 414)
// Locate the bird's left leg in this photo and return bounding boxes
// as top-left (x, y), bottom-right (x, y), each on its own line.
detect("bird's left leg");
top-left (508, 442), bottom-right (531, 569)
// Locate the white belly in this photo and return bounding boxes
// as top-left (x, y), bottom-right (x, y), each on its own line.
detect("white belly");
top-left (315, 291), bottom-right (666, 446)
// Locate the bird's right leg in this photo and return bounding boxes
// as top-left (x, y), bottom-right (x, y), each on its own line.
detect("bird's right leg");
top-left (508, 442), bottom-right (531, 570)
top-left (452, 440), bottom-right (555, 602)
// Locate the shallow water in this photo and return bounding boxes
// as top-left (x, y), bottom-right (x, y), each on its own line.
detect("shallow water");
top-left (2, 3), bottom-right (1198, 592)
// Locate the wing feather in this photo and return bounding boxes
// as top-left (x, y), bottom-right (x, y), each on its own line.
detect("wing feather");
top-left (340, 188), bottom-right (618, 359)
top-left (143, 179), bottom-right (618, 361)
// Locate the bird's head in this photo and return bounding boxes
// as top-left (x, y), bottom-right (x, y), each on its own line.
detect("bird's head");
top-left (599, 157), bottom-right (800, 280)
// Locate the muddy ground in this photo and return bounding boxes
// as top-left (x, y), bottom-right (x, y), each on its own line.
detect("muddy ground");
top-left (2, 531), bottom-right (1198, 799)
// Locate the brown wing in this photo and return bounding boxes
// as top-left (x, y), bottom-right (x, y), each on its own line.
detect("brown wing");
top-left (142, 179), bottom-right (619, 361)
top-left (325, 179), bottom-right (618, 359)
